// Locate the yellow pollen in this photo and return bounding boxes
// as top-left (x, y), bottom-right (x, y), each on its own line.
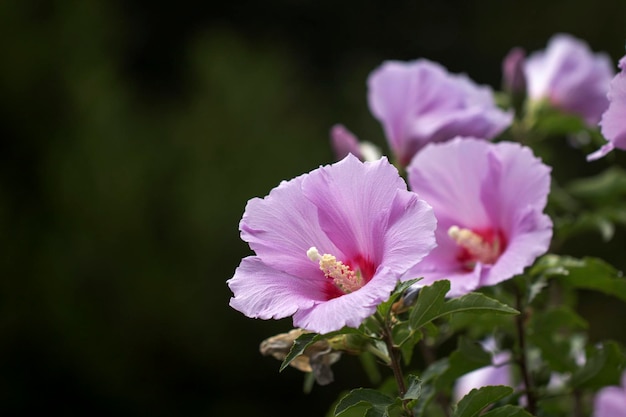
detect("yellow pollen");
top-left (448, 226), bottom-right (501, 265)
top-left (307, 247), bottom-right (363, 293)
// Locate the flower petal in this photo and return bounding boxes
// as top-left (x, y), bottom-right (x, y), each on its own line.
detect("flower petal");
top-left (301, 155), bottom-right (407, 265)
top-left (292, 267), bottom-right (399, 334)
top-left (240, 174), bottom-right (341, 279)
top-left (368, 59), bottom-right (511, 166)
top-left (228, 256), bottom-right (322, 320)
top-left (524, 34), bottom-right (613, 125)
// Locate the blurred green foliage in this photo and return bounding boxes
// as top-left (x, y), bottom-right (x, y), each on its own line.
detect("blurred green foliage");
top-left (1, 0), bottom-right (625, 416)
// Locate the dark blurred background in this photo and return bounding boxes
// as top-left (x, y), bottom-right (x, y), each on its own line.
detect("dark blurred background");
top-left (1, 1), bottom-right (625, 416)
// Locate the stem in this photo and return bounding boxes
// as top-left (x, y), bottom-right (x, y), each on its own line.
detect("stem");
top-left (376, 313), bottom-right (414, 417)
top-left (572, 388), bottom-right (583, 417)
top-left (381, 321), bottom-right (407, 396)
top-left (515, 289), bottom-right (537, 415)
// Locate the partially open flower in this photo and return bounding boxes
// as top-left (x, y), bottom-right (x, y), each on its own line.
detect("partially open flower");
top-left (367, 59), bottom-right (512, 167)
top-left (228, 155), bottom-right (437, 333)
top-left (502, 47), bottom-right (527, 95)
top-left (406, 138), bottom-right (552, 296)
top-left (588, 55), bottom-right (626, 160)
top-left (330, 124), bottom-right (381, 162)
top-left (524, 34), bottom-right (614, 126)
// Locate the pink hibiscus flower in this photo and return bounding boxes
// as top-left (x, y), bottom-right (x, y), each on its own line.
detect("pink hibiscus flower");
top-left (228, 155), bottom-right (437, 334)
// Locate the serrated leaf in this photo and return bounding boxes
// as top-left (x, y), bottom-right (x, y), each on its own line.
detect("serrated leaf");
top-left (437, 293), bottom-right (519, 319)
top-left (403, 375), bottom-right (422, 400)
top-left (571, 341), bottom-right (626, 389)
top-left (334, 388), bottom-right (394, 416)
top-left (409, 280), bottom-right (450, 330)
top-left (481, 404), bottom-right (534, 417)
top-left (453, 386), bottom-right (514, 417)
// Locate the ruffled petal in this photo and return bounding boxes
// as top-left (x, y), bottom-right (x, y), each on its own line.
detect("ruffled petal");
top-left (240, 174), bottom-right (341, 279)
top-left (382, 189), bottom-right (437, 274)
top-left (292, 267), bottom-right (399, 334)
top-left (368, 60), bottom-right (511, 166)
top-left (481, 141), bottom-right (551, 231)
top-left (301, 155), bottom-right (407, 265)
top-left (228, 256), bottom-right (322, 320)
top-left (407, 138), bottom-right (552, 295)
top-left (407, 138), bottom-right (493, 227)
top-left (524, 34), bottom-right (613, 125)
top-left (480, 209), bottom-right (552, 288)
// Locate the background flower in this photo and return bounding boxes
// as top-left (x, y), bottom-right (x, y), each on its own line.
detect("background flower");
top-left (453, 339), bottom-right (513, 402)
top-left (588, 55), bottom-right (626, 160)
top-left (406, 138), bottom-right (552, 296)
top-left (524, 33), bottom-right (614, 125)
top-left (593, 371), bottom-right (626, 417)
top-left (330, 124), bottom-right (381, 162)
top-left (367, 59), bottom-right (512, 167)
top-left (502, 47), bottom-right (527, 94)
top-left (228, 155), bottom-right (437, 333)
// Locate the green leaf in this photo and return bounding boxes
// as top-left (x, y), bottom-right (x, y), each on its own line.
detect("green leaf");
top-left (410, 383), bottom-right (437, 417)
top-left (437, 292), bottom-right (519, 318)
top-left (571, 341), bottom-right (626, 389)
top-left (392, 321), bottom-right (421, 365)
top-left (280, 332), bottom-right (319, 372)
top-left (453, 386), bottom-right (513, 417)
top-left (527, 307), bottom-right (588, 373)
top-left (567, 166), bottom-right (626, 204)
top-left (409, 280), bottom-right (449, 330)
top-left (334, 388), bottom-right (395, 416)
top-left (403, 374), bottom-right (422, 401)
top-left (533, 255), bottom-right (626, 302)
top-left (481, 404), bottom-right (534, 417)
top-left (280, 329), bottom-right (364, 371)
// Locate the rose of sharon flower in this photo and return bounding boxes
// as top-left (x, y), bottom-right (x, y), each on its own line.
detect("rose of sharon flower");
top-left (367, 59), bottom-right (512, 167)
top-left (588, 55), bottom-right (626, 160)
top-left (406, 138), bottom-right (552, 296)
top-left (593, 371), bottom-right (626, 417)
top-left (524, 34), bottom-right (614, 125)
top-left (228, 155), bottom-right (437, 334)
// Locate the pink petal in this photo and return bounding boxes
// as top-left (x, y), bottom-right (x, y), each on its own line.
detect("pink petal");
top-left (228, 256), bottom-right (322, 320)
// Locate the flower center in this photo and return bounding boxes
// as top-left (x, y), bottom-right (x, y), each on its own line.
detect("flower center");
top-left (307, 247), bottom-right (365, 294)
top-left (448, 226), bottom-right (505, 270)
